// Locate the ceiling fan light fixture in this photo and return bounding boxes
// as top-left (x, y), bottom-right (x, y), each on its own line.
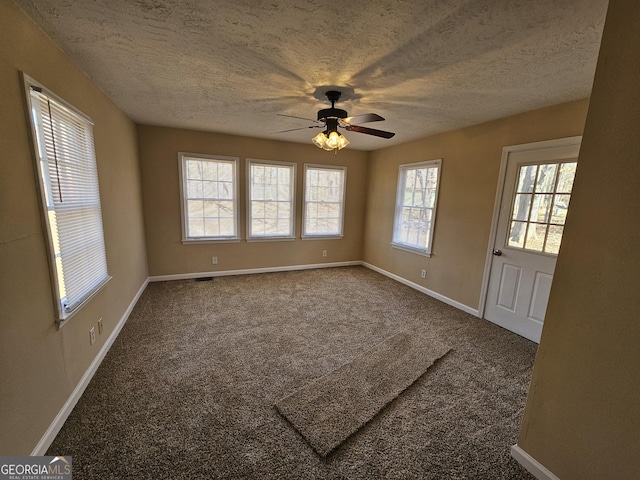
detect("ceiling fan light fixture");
top-left (280, 89), bottom-right (394, 149)
top-left (312, 130), bottom-right (350, 151)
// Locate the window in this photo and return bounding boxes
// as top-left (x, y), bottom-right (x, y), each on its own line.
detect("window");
top-left (303, 165), bottom-right (346, 238)
top-left (25, 76), bottom-right (110, 323)
top-left (507, 161), bottom-right (577, 255)
top-left (247, 159), bottom-right (295, 239)
top-left (179, 153), bottom-right (239, 241)
top-left (392, 159), bottom-right (442, 256)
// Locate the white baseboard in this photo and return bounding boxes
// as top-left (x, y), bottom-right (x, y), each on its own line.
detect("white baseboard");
top-left (511, 444), bottom-right (560, 480)
top-left (361, 262), bottom-right (480, 317)
top-left (148, 261), bottom-right (362, 282)
top-left (31, 278), bottom-right (150, 456)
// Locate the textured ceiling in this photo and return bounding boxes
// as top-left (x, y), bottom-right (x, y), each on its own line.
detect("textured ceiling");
top-left (14, 0), bottom-right (608, 150)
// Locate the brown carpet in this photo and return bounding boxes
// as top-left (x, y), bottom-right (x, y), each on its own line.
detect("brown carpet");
top-left (276, 331), bottom-right (450, 456)
top-left (47, 266), bottom-right (536, 479)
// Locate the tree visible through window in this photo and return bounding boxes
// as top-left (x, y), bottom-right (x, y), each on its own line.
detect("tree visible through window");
top-left (303, 165), bottom-right (346, 237)
top-left (248, 160), bottom-right (295, 239)
top-left (180, 154), bottom-right (238, 241)
top-left (508, 161), bottom-right (577, 254)
top-left (392, 159), bottom-right (442, 255)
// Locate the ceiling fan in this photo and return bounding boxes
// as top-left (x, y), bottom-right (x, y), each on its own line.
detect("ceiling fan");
top-left (277, 90), bottom-right (395, 151)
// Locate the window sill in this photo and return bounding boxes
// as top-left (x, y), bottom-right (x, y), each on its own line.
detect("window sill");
top-left (182, 238), bottom-right (241, 244)
top-left (246, 236), bottom-right (296, 243)
top-left (301, 235), bottom-right (344, 240)
top-left (57, 275), bottom-right (112, 328)
top-left (391, 242), bottom-right (432, 257)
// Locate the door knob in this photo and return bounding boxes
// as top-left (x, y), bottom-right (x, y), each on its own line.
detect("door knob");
top-left (492, 249), bottom-right (503, 256)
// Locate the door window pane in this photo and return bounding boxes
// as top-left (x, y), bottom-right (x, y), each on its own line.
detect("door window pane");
top-left (531, 194), bottom-right (552, 223)
top-left (516, 165), bottom-right (537, 193)
top-left (557, 163), bottom-right (577, 193)
top-left (551, 195), bottom-right (571, 224)
top-left (535, 164), bottom-right (558, 193)
top-left (524, 223), bottom-right (547, 252)
top-left (512, 194), bottom-right (532, 221)
top-left (508, 221), bottom-right (527, 248)
top-left (507, 160), bottom-right (576, 255)
top-left (545, 225), bottom-right (564, 254)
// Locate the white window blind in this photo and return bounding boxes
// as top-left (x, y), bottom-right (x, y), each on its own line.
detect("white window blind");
top-left (28, 83), bottom-right (110, 322)
top-left (303, 165), bottom-right (346, 237)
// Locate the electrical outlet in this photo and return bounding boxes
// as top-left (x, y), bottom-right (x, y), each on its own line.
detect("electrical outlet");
top-left (421, 269), bottom-right (427, 279)
top-left (89, 327), bottom-right (96, 345)
top-left (211, 256), bottom-right (218, 265)
top-left (322, 250), bottom-right (327, 257)
top-left (97, 317), bottom-right (103, 335)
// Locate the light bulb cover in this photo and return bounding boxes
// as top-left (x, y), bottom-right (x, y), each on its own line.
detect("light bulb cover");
top-left (312, 131), bottom-right (327, 149)
top-left (326, 131), bottom-right (341, 149)
top-left (336, 133), bottom-right (350, 149)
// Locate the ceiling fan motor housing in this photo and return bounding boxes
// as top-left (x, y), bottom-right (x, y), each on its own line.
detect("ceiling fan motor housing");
top-left (317, 90), bottom-right (347, 121)
top-left (317, 108), bottom-right (347, 121)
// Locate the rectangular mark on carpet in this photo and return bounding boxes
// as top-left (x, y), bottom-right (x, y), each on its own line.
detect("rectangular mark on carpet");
top-left (275, 330), bottom-right (451, 457)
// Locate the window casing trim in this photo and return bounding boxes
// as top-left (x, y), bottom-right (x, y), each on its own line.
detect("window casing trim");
top-left (391, 159), bottom-right (442, 257)
top-left (179, 152), bottom-right (240, 242)
top-left (246, 158), bottom-right (296, 240)
top-left (302, 164), bottom-right (347, 239)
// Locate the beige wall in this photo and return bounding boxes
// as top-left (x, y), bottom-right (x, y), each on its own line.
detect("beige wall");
top-left (363, 100), bottom-right (589, 309)
top-left (0, 0), bottom-right (148, 455)
top-left (518, 0), bottom-right (640, 478)
top-left (3, 0), bottom-right (627, 463)
top-left (137, 125), bottom-right (368, 276)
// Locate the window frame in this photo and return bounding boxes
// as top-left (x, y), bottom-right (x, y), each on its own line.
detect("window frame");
top-left (302, 164), bottom-right (347, 239)
top-left (23, 74), bottom-right (111, 325)
top-left (246, 158), bottom-right (296, 241)
top-left (179, 152), bottom-right (240, 243)
top-left (391, 159), bottom-right (442, 257)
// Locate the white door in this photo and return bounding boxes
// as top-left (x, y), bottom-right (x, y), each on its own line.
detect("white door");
top-left (484, 138), bottom-right (580, 343)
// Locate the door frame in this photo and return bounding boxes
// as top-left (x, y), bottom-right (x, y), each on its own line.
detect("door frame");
top-left (478, 136), bottom-right (582, 319)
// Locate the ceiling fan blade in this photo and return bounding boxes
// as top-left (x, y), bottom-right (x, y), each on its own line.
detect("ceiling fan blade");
top-left (342, 113), bottom-right (385, 124)
top-left (345, 125), bottom-right (395, 139)
top-left (277, 113), bottom-right (323, 124)
top-left (273, 125), bottom-right (323, 133)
